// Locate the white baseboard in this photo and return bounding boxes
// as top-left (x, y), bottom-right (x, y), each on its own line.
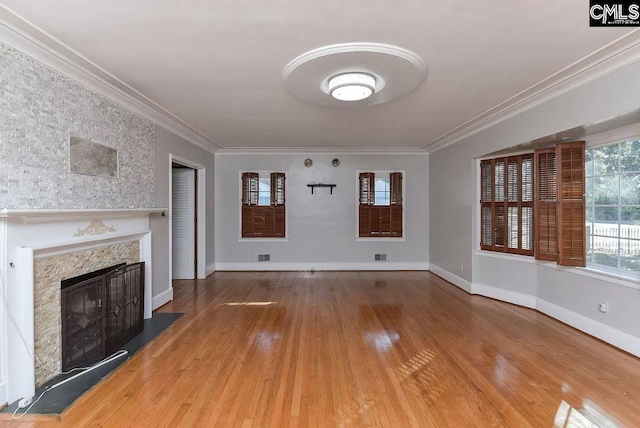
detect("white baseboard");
top-left (428, 264), bottom-right (472, 293)
top-left (205, 263), bottom-right (216, 277)
top-left (430, 265), bottom-right (640, 358)
top-left (536, 298), bottom-right (640, 358)
top-left (152, 287), bottom-right (173, 310)
top-left (471, 283), bottom-right (537, 309)
top-left (215, 262), bottom-right (430, 271)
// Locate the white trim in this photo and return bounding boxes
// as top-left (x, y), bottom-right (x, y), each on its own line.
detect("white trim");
top-left (424, 29), bottom-right (640, 153)
top-left (215, 262), bottom-right (429, 271)
top-left (140, 233), bottom-right (153, 319)
top-left (585, 123), bottom-right (640, 148)
top-left (217, 147), bottom-right (428, 155)
top-left (238, 238), bottom-right (289, 243)
top-left (474, 250), bottom-right (538, 264)
top-left (0, 6), bottom-right (220, 153)
top-left (536, 298), bottom-right (640, 358)
top-left (152, 287), bottom-right (174, 311)
top-left (31, 231), bottom-right (149, 259)
top-left (356, 238), bottom-right (406, 242)
top-left (169, 154), bottom-right (207, 282)
top-left (428, 264), bottom-right (472, 293)
top-left (0, 208), bottom-right (165, 224)
top-left (205, 263), bottom-right (216, 276)
top-left (471, 282), bottom-right (537, 309)
top-left (11, 247), bottom-right (35, 403)
top-left (0, 220), bottom-right (6, 406)
top-left (433, 264), bottom-right (640, 358)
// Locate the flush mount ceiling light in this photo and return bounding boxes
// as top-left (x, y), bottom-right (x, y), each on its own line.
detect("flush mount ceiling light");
top-left (328, 72), bottom-right (376, 102)
top-left (282, 42), bottom-right (427, 107)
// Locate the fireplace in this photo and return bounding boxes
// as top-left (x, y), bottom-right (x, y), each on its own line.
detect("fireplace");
top-left (61, 262), bottom-right (145, 371)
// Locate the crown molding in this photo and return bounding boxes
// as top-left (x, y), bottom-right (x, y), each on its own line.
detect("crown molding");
top-left (424, 29), bottom-right (640, 154)
top-left (0, 5), bottom-right (221, 153)
top-left (216, 146), bottom-right (428, 155)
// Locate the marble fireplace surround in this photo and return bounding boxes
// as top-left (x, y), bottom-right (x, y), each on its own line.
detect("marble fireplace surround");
top-left (0, 209), bottom-right (163, 404)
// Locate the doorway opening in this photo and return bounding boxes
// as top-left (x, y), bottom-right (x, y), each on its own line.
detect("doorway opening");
top-left (170, 155), bottom-right (206, 282)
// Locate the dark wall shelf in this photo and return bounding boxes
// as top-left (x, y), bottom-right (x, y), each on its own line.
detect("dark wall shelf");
top-left (307, 183), bottom-right (337, 195)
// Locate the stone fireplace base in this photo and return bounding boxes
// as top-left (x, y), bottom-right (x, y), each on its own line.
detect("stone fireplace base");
top-left (34, 242), bottom-right (140, 386)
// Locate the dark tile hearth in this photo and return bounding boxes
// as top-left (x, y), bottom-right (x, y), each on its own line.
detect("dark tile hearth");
top-left (2, 312), bottom-right (182, 417)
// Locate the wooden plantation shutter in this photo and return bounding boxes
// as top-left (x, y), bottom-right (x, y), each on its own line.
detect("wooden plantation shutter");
top-left (534, 148), bottom-right (558, 261)
top-left (390, 172), bottom-right (403, 236)
top-left (242, 172), bottom-right (286, 238)
top-left (271, 172), bottom-right (286, 237)
top-left (557, 141), bottom-right (586, 266)
top-left (480, 160), bottom-right (493, 249)
top-left (241, 172), bottom-right (259, 237)
top-left (480, 156), bottom-right (532, 255)
top-left (359, 173), bottom-right (374, 237)
top-left (359, 172), bottom-right (403, 238)
top-left (521, 156), bottom-right (534, 255)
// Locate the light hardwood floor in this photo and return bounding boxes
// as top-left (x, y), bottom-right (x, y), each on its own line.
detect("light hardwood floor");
top-left (2, 271), bottom-right (640, 427)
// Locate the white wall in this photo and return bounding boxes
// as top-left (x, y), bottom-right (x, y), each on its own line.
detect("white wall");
top-left (215, 153), bottom-right (429, 270)
top-left (430, 58), bottom-right (640, 356)
top-left (151, 127), bottom-right (215, 307)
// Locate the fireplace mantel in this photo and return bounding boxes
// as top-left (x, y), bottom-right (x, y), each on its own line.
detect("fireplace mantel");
top-left (0, 210), bottom-right (156, 404)
top-left (0, 208), bottom-right (166, 224)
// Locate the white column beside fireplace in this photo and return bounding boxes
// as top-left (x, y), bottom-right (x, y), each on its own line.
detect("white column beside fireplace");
top-left (0, 209), bottom-right (164, 405)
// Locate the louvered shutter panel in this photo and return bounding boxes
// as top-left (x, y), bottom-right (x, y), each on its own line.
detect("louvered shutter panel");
top-left (270, 172), bottom-right (286, 237)
top-left (521, 155), bottom-right (534, 256)
top-left (271, 173), bottom-right (286, 206)
top-left (480, 160), bottom-right (493, 249)
top-left (390, 172), bottom-right (403, 236)
top-left (390, 172), bottom-right (403, 205)
top-left (241, 173), bottom-right (259, 237)
top-left (534, 148), bottom-right (558, 261)
top-left (494, 159), bottom-right (506, 250)
top-left (370, 206), bottom-right (381, 235)
top-left (506, 157), bottom-right (519, 254)
top-left (274, 206), bottom-right (285, 237)
top-left (557, 141), bottom-right (586, 266)
top-left (359, 173), bottom-right (374, 237)
top-left (262, 206), bottom-right (275, 237)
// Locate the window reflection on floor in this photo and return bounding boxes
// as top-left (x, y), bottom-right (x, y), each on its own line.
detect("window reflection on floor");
top-left (554, 399), bottom-right (619, 428)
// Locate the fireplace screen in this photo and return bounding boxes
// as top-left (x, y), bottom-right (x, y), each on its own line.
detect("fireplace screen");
top-left (61, 262), bottom-right (144, 371)
top-left (106, 263), bottom-right (144, 355)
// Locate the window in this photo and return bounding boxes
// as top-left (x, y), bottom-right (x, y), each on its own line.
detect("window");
top-left (480, 141), bottom-right (586, 267)
top-left (586, 140), bottom-right (640, 274)
top-left (241, 172), bottom-right (286, 238)
top-left (480, 155), bottom-right (534, 255)
top-left (358, 172), bottom-right (403, 238)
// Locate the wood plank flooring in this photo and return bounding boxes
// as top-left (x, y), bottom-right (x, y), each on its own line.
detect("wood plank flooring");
top-left (3, 271), bottom-right (640, 427)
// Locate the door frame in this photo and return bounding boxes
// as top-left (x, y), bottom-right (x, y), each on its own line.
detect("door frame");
top-left (169, 154), bottom-right (206, 281)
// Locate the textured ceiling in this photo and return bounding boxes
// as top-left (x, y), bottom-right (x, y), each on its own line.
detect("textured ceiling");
top-left (0, 0), bottom-right (632, 149)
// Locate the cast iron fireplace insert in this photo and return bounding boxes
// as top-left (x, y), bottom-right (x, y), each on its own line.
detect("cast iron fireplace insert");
top-left (61, 262), bottom-right (144, 371)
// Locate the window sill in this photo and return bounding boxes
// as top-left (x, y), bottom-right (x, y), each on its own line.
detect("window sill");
top-left (238, 238), bottom-right (289, 243)
top-left (475, 249), bottom-right (640, 290)
top-left (474, 250), bottom-right (536, 264)
top-left (356, 237), bottom-right (406, 242)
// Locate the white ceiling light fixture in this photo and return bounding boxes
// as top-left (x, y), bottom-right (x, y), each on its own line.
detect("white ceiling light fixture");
top-left (328, 72), bottom-right (376, 102)
top-left (282, 42), bottom-right (427, 107)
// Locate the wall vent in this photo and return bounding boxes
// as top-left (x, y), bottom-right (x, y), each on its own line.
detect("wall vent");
top-left (374, 254), bottom-right (387, 261)
top-left (258, 254), bottom-right (271, 262)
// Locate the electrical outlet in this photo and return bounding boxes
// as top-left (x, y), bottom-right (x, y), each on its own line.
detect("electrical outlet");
top-left (598, 302), bottom-right (608, 313)
top-left (18, 396), bottom-right (33, 408)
